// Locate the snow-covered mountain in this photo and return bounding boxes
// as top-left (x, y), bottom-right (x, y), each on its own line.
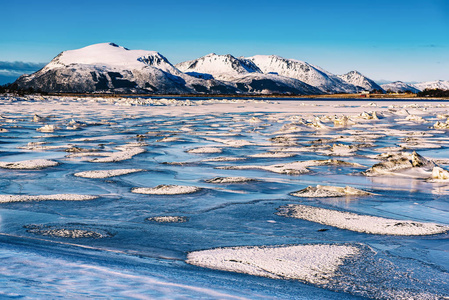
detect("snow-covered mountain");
top-left (14, 43), bottom-right (236, 94)
top-left (380, 81), bottom-right (421, 93)
top-left (246, 55), bottom-right (360, 93)
top-left (412, 80), bottom-right (449, 91)
top-left (338, 70), bottom-right (383, 92)
top-left (175, 53), bottom-right (322, 95)
top-left (175, 53), bottom-right (261, 81)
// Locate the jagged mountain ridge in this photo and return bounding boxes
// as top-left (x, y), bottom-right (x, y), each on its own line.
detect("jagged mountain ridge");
top-left (338, 70), bottom-right (384, 92)
top-left (14, 43), bottom-right (381, 95)
top-left (412, 80), bottom-right (449, 91)
top-left (380, 81), bottom-right (421, 93)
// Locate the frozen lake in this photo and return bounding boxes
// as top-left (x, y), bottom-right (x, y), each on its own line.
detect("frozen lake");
top-left (0, 96), bottom-right (448, 299)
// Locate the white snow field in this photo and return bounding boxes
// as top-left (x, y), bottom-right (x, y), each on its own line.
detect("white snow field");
top-left (0, 96), bottom-right (448, 299)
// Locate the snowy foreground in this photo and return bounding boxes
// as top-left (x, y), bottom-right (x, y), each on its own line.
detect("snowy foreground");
top-left (0, 95), bottom-right (449, 299)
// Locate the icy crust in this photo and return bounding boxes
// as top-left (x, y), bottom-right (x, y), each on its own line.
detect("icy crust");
top-left (277, 205), bottom-right (449, 236)
top-left (363, 151), bottom-right (436, 178)
top-left (187, 244), bottom-right (359, 284)
top-left (220, 159), bottom-right (365, 175)
top-left (0, 194), bottom-right (98, 203)
top-left (146, 216), bottom-right (189, 223)
top-left (74, 168), bottom-right (145, 178)
top-left (88, 147), bottom-right (145, 163)
top-left (0, 159), bottom-right (59, 170)
top-left (205, 177), bottom-right (255, 184)
top-left (36, 124), bottom-right (60, 132)
top-left (428, 166), bottom-right (449, 182)
top-left (249, 152), bottom-right (294, 158)
top-left (131, 185), bottom-right (201, 195)
top-left (291, 185), bottom-right (373, 198)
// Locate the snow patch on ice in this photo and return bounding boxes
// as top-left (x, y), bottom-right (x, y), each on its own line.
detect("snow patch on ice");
top-left (277, 204), bottom-right (449, 235)
top-left (187, 244), bottom-right (359, 284)
top-left (291, 185), bottom-right (373, 198)
top-left (132, 185), bottom-right (201, 195)
top-left (0, 159), bottom-right (59, 170)
top-left (0, 194), bottom-right (98, 203)
top-left (74, 169), bottom-right (145, 178)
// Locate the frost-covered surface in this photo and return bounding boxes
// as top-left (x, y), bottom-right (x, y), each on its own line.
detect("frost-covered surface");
top-left (132, 185), bottom-right (201, 195)
top-left (291, 185), bottom-right (373, 197)
top-left (0, 97), bottom-right (448, 299)
top-left (74, 169), bottom-right (145, 178)
top-left (277, 205), bottom-right (449, 235)
top-left (187, 244), bottom-right (359, 284)
top-left (0, 159), bottom-right (59, 169)
top-left (0, 194), bottom-right (98, 203)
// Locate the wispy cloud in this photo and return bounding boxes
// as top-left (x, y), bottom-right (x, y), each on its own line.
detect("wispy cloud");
top-left (0, 61), bottom-right (46, 76)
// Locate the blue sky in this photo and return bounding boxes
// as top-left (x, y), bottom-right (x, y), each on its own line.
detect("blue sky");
top-left (1, 0), bottom-right (448, 83)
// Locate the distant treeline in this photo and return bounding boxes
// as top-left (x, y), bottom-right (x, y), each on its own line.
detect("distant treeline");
top-left (417, 88), bottom-right (449, 97)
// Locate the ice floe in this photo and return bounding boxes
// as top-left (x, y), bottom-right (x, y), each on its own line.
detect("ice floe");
top-left (205, 177), bottom-right (255, 184)
top-left (74, 168), bottom-right (145, 178)
top-left (187, 244), bottom-right (359, 284)
top-left (187, 147), bottom-right (222, 154)
top-left (220, 159), bottom-right (365, 175)
top-left (0, 159), bottom-right (59, 170)
top-left (146, 216), bottom-right (189, 223)
top-left (363, 151), bottom-right (436, 178)
top-left (277, 204), bottom-right (449, 235)
top-left (0, 194), bottom-right (98, 203)
top-left (24, 224), bottom-right (112, 238)
top-left (291, 185), bottom-right (373, 197)
top-left (36, 124), bottom-right (60, 132)
top-left (131, 185), bottom-right (201, 195)
top-left (89, 147), bottom-right (145, 163)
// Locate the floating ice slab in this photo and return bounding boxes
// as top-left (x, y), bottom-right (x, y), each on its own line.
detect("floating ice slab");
top-left (363, 151), bottom-right (435, 178)
top-left (187, 244), bottom-right (359, 284)
top-left (74, 168), bottom-right (145, 178)
top-left (205, 177), bottom-right (255, 184)
top-left (0, 194), bottom-right (98, 203)
top-left (277, 204), bottom-right (449, 235)
top-left (146, 216), bottom-right (189, 223)
top-left (0, 159), bottom-right (59, 170)
top-left (89, 147), bottom-right (145, 163)
top-left (132, 185), bottom-right (201, 195)
top-left (36, 124), bottom-right (60, 132)
top-left (291, 185), bottom-right (373, 197)
top-left (187, 147), bottom-right (223, 154)
top-left (221, 159), bottom-right (365, 175)
top-left (24, 225), bottom-right (111, 238)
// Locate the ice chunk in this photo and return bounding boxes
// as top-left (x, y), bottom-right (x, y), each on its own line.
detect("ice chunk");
top-left (146, 216), bottom-right (189, 223)
top-left (187, 147), bottom-right (222, 154)
top-left (291, 185), bottom-right (373, 197)
top-left (205, 177), bottom-right (255, 184)
top-left (0, 194), bottom-right (98, 203)
top-left (74, 169), bottom-right (145, 178)
top-left (132, 185), bottom-right (201, 195)
top-left (187, 244), bottom-right (359, 284)
top-left (36, 124), bottom-right (60, 132)
top-left (24, 224), bottom-right (111, 238)
top-left (0, 159), bottom-right (59, 170)
top-left (277, 204), bottom-right (449, 235)
top-left (363, 151), bottom-right (435, 177)
top-left (220, 159), bottom-right (365, 175)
